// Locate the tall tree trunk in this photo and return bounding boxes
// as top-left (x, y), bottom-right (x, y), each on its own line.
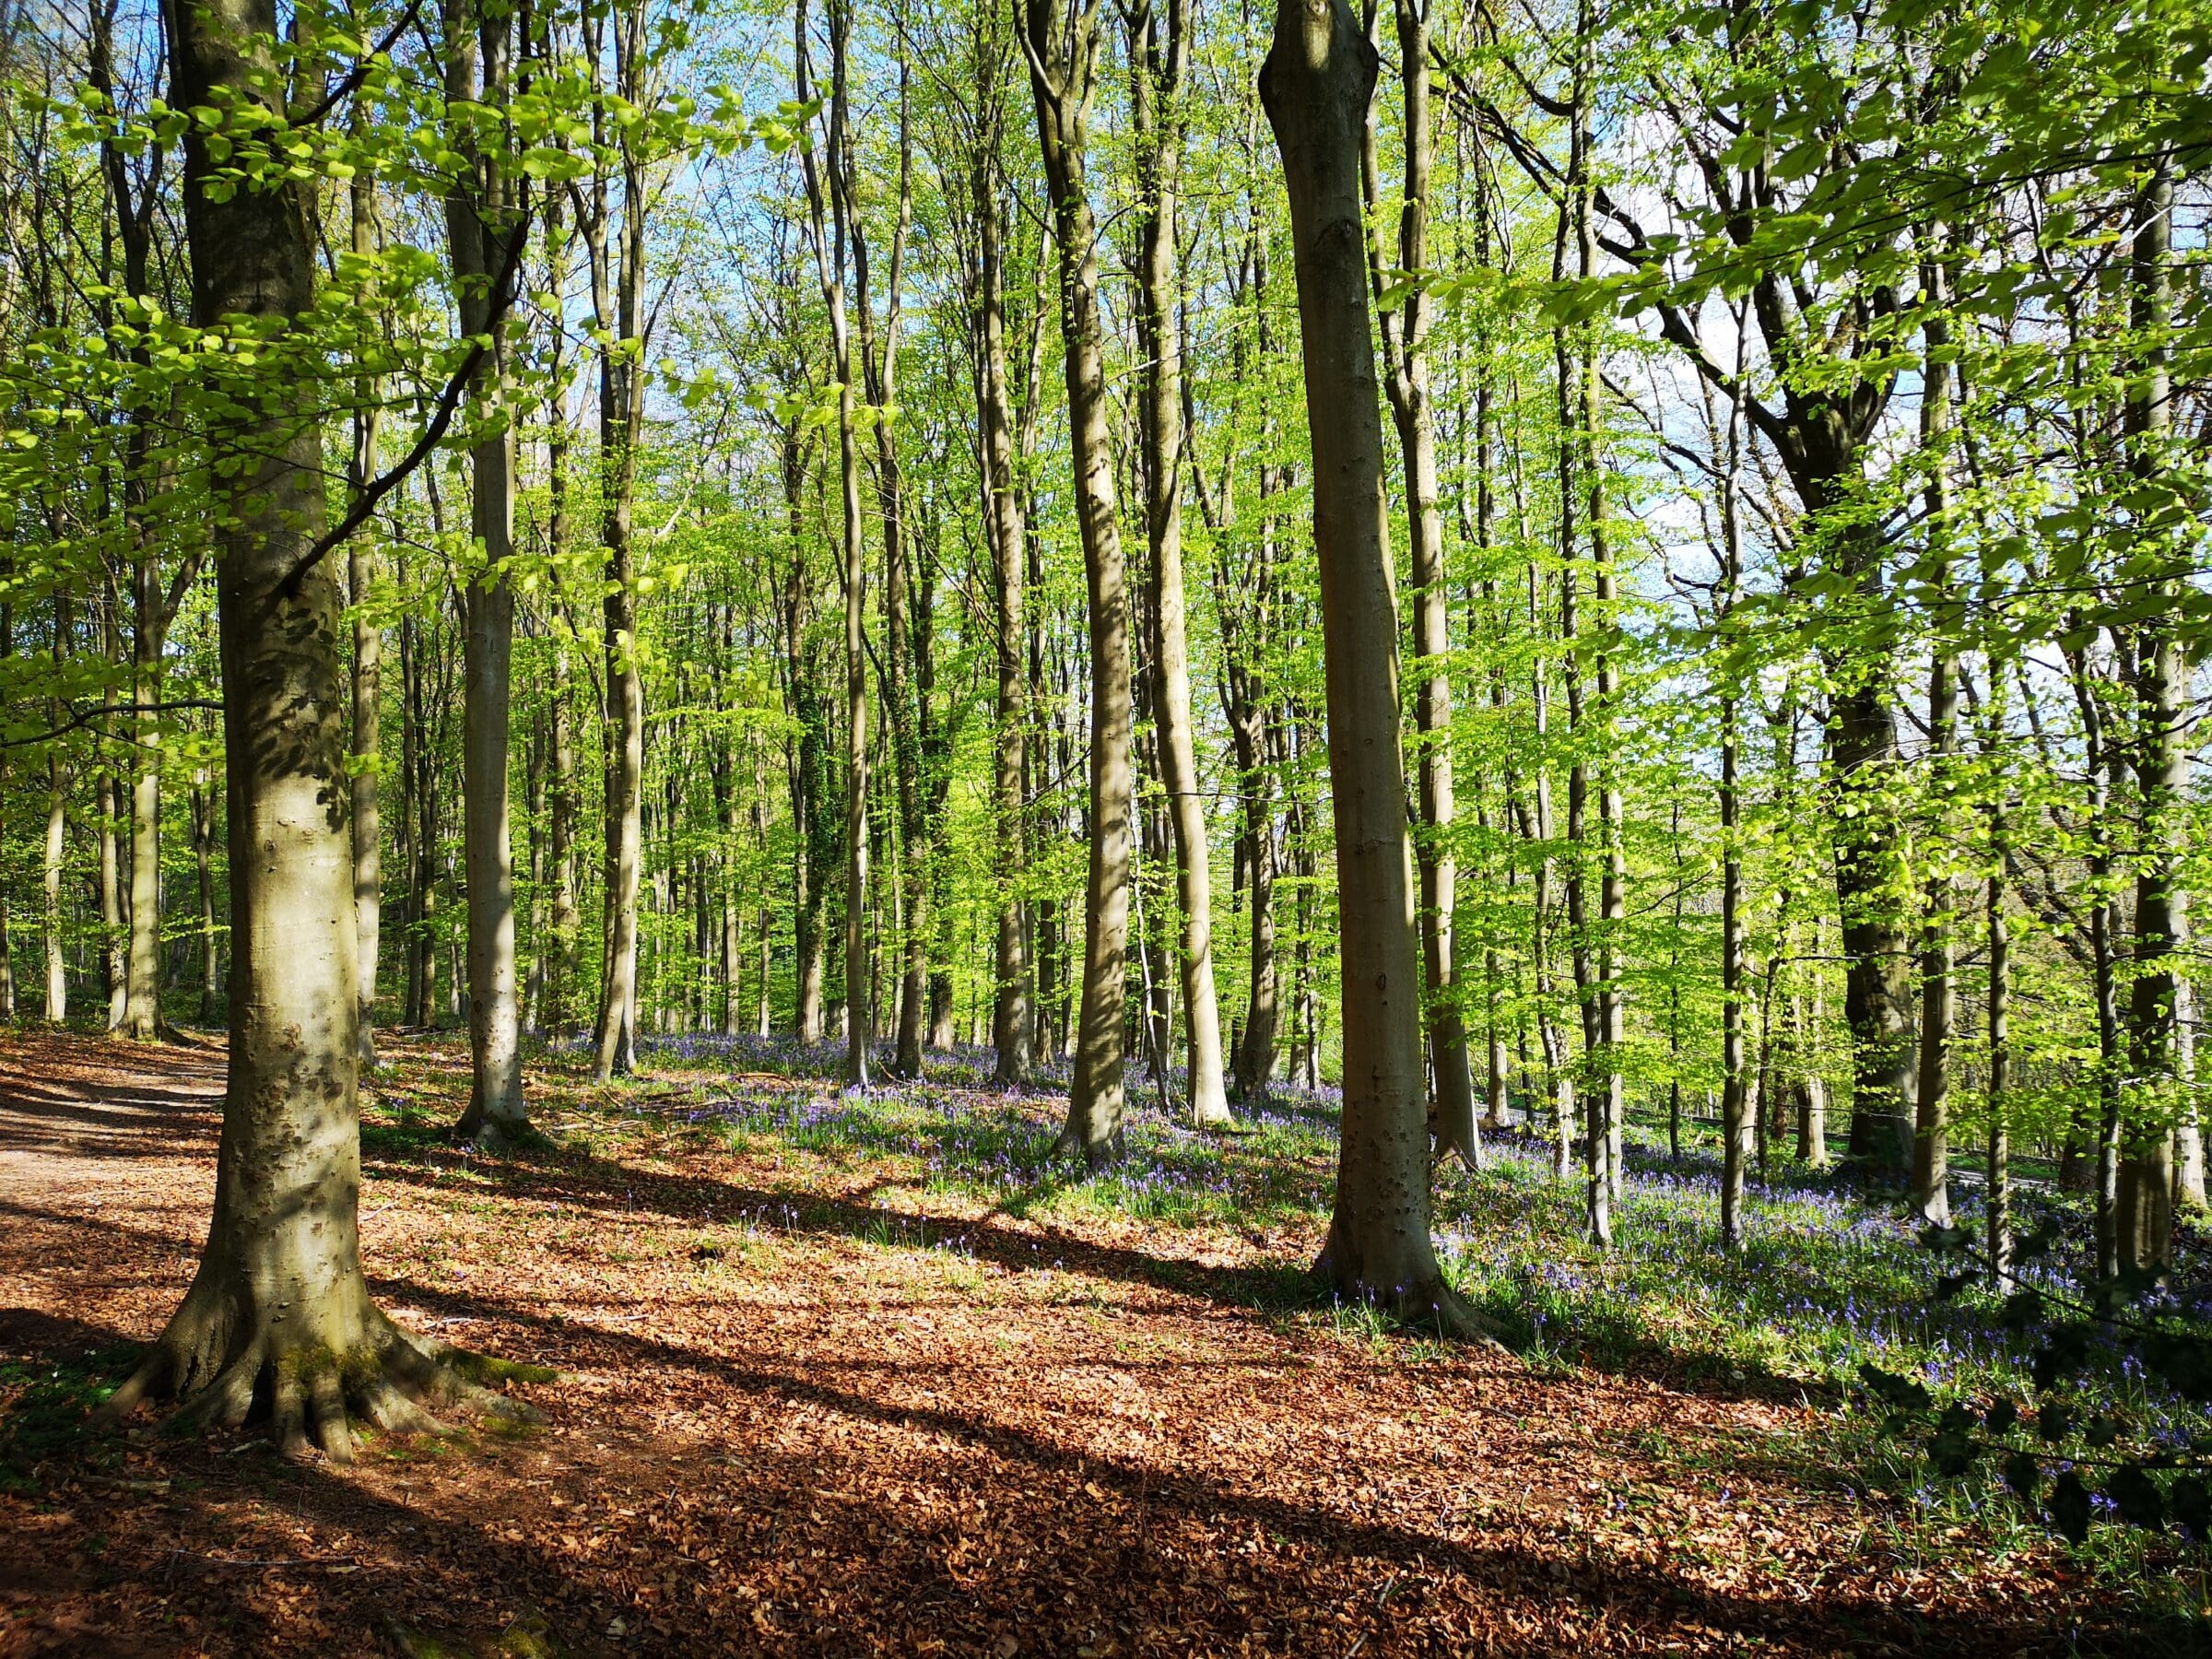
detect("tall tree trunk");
top-left (1024, 0), bottom-right (1133, 1161)
top-left (445, 0), bottom-right (525, 1140)
top-left (43, 587), bottom-right (67, 1023)
top-left (92, 6), bottom-right (172, 1043)
top-left (191, 762), bottom-right (219, 1022)
top-left (1262, 0), bottom-right (1480, 1334)
top-left (799, 0), bottom-right (874, 1088)
top-left (977, 77), bottom-right (1034, 1082)
top-left (1715, 327), bottom-right (1749, 1251)
top-left (586, 5), bottom-right (647, 1081)
top-left (2120, 161), bottom-right (2182, 1273)
top-left (99, 694), bottom-right (126, 1032)
top-left (114, 0), bottom-right (524, 1454)
top-left (977, 111), bottom-right (1026, 1084)
top-left (1983, 694), bottom-right (2014, 1289)
top-left (347, 163), bottom-right (383, 1065)
top-left (1128, 0), bottom-right (1228, 1128)
top-left (1367, 0), bottom-right (1475, 1166)
top-left (1909, 266), bottom-right (1957, 1224)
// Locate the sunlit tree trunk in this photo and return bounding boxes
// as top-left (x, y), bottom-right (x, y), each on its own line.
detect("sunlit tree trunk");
top-left (445, 0), bottom-right (526, 1140)
top-left (798, 0), bottom-right (873, 1088)
top-left (1128, 0), bottom-right (1228, 1128)
top-left (114, 0), bottom-right (526, 1456)
top-left (971, 41), bottom-right (1034, 1083)
top-left (43, 586), bottom-right (67, 1023)
top-left (1023, 0), bottom-right (1134, 1161)
top-left (1366, 0), bottom-right (1476, 1169)
top-left (1262, 0), bottom-right (1481, 1334)
top-left (2120, 162), bottom-right (2182, 1272)
top-left (585, 3), bottom-right (647, 1081)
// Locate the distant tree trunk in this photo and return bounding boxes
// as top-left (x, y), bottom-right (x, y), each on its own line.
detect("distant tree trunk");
top-left (114, 0), bottom-right (524, 1454)
top-left (720, 700), bottom-right (745, 1039)
top-left (1909, 273), bottom-right (1957, 1225)
top-left (0, 578), bottom-right (12, 1018)
top-left (123, 579), bottom-right (165, 1040)
top-left (2120, 161), bottom-right (2181, 1273)
top-left (2068, 640), bottom-right (2127, 1277)
top-left (347, 161), bottom-right (384, 1065)
top-left (1024, 0), bottom-right (1133, 1160)
top-left (798, 0), bottom-right (874, 1088)
top-left (99, 711), bottom-right (126, 1031)
top-left (1518, 565), bottom-right (1571, 1178)
top-left (446, 0), bottom-right (527, 1142)
top-left (1984, 708), bottom-right (2014, 1288)
top-left (191, 762), bottom-right (219, 1022)
top-left (585, 6), bottom-right (646, 1080)
top-left (1717, 365), bottom-right (1748, 1252)
top-left (1367, 0), bottom-right (1475, 1168)
top-left (979, 95), bottom-right (1034, 1084)
top-left (844, 51), bottom-right (924, 1078)
top-left (43, 587), bottom-right (67, 1023)
top-left (2178, 980), bottom-right (2205, 1213)
top-left (1262, 0), bottom-right (1481, 1334)
top-left (91, 7), bottom-right (175, 1043)
top-left (1796, 913), bottom-right (1830, 1165)
top-left (1128, 0), bottom-right (1228, 1128)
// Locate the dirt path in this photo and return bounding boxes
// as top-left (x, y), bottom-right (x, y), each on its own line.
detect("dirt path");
top-left (0, 1031), bottom-right (2119, 1656)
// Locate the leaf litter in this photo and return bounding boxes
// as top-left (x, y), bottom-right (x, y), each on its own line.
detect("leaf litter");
top-left (0, 1029), bottom-right (2171, 1655)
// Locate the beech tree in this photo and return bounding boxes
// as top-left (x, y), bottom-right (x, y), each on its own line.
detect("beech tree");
top-left (107, 0), bottom-right (530, 1455)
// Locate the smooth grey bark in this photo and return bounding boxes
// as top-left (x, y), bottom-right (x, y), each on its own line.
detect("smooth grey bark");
top-left (42, 587), bottom-right (66, 1022)
top-left (1128, 0), bottom-right (1229, 1129)
top-left (1022, 0), bottom-right (1133, 1162)
top-left (1708, 309), bottom-right (1749, 1250)
top-left (1909, 288), bottom-right (1957, 1226)
top-left (113, 0), bottom-right (525, 1457)
top-left (1981, 688), bottom-right (2014, 1288)
top-left (798, 0), bottom-right (873, 1088)
top-left (99, 698), bottom-right (125, 1031)
top-left (1718, 591), bottom-right (1747, 1250)
top-left (1364, 0), bottom-right (1475, 1168)
top-left (585, 0), bottom-right (647, 1081)
top-left (973, 32), bottom-right (1034, 1085)
top-left (91, 6), bottom-right (180, 1043)
top-left (347, 161), bottom-right (383, 1066)
top-left (2120, 161), bottom-right (2182, 1272)
top-left (444, 0), bottom-right (525, 1142)
top-left (191, 761), bottom-right (219, 1022)
top-left (1261, 0), bottom-right (1483, 1335)
top-left (856, 58), bottom-right (925, 1082)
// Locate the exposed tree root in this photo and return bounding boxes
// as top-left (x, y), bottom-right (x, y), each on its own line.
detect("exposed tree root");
top-left (1312, 1236), bottom-right (1512, 1351)
top-left (451, 1113), bottom-right (549, 1156)
top-left (1051, 1123), bottom-right (1127, 1170)
top-left (100, 1293), bottom-right (544, 1464)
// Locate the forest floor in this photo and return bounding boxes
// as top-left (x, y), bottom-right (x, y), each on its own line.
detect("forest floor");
top-left (0, 1026), bottom-right (2202, 1657)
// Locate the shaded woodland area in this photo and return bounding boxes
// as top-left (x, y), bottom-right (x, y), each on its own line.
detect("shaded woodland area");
top-left (1, 0), bottom-right (2209, 1652)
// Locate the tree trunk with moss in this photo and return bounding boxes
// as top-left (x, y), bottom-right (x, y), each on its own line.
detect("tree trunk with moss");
top-left (112, 0), bottom-right (533, 1458)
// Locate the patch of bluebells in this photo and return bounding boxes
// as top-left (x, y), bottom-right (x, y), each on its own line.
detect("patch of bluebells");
top-left (1431, 1115), bottom-right (2210, 1453)
top-left (549, 1029), bottom-right (2210, 1456)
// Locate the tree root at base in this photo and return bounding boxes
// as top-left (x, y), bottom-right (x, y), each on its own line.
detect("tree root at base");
top-left (1311, 1240), bottom-right (1512, 1351)
top-left (99, 1308), bottom-right (545, 1465)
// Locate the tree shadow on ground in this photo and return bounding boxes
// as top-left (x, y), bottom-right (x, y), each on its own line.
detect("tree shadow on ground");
top-left (0, 1302), bottom-right (2147, 1658)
